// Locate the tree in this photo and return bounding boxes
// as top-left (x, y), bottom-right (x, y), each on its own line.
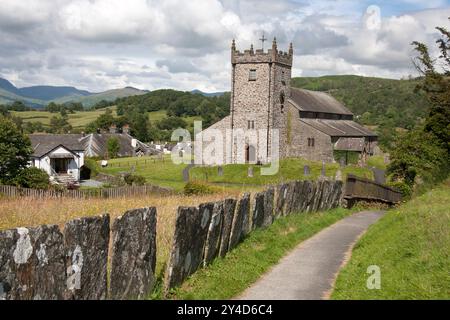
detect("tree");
top-left (107, 137), bottom-right (120, 159)
top-left (411, 17), bottom-right (450, 152)
top-left (0, 116), bottom-right (32, 183)
top-left (50, 115), bottom-right (72, 133)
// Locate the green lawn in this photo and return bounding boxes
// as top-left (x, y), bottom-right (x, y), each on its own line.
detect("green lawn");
top-left (99, 157), bottom-right (373, 192)
top-left (100, 155), bottom-right (189, 191)
top-left (163, 207), bottom-right (355, 300)
top-left (190, 158), bottom-right (373, 187)
top-left (332, 180), bottom-right (450, 299)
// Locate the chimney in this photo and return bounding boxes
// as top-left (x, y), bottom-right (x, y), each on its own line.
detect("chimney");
top-left (122, 124), bottom-right (130, 135)
top-left (109, 124), bottom-right (117, 134)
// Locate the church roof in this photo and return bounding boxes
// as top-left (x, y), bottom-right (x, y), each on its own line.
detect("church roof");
top-left (299, 119), bottom-right (377, 137)
top-left (289, 88), bottom-right (353, 116)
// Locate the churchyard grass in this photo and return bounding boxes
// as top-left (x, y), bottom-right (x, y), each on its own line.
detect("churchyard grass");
top-left (331, 179), bottom-right (450, 299)
top-left (165, 207), bottom-right (357, 300)
top-left (100, 156), bottom-right (374, 192)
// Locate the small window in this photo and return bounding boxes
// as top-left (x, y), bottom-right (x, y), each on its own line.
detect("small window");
top-left (247, 120), bottom-right (255, 129)
top-left (281, 71), bottom-right (286, 86)
top-left (249, 69), bottom-right (257, 81)
top-left (308, 138), bottom-right (315, 147)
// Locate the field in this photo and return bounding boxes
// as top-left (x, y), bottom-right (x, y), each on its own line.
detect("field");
top-left (100, 156), bottom-right (374, 192)
top-left (331, 180), bottom-right (450, 299)
top-left (12, 108), bottom-right (201, 131)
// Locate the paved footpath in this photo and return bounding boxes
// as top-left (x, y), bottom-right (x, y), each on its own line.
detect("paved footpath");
top-left (239, 211), bottom-right (385, 300)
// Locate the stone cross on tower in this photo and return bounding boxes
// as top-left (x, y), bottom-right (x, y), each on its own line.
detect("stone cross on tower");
top-left (259, 32), bottom-right (267, 51)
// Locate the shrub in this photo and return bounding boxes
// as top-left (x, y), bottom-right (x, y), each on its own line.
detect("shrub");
top-left (124, 174), bottom-right (146, 186)
top-left (387, 180), bottom-right (412, 200)
top-left (184, 181), bottom-right (217, 196)
top-left (13, 167), bottom-right (50, 190)
top-left (84, 158), bottom-right (100, 178)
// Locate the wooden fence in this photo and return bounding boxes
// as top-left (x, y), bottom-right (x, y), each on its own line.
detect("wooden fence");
top-left (344, 174), bottom-right (402, 205)
top-left (0, 184), bottom-right (172, 199)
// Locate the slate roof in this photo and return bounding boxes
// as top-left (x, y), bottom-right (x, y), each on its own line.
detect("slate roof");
top-left (80, 133), bottom-right (157, 158)
top-left (299, 119), bottom-right (377, 138)
top-left (289, 88), bottom-right (353, 115)
top-left (334, 137), bottom-right (366, 152)
top-left (30, 134), bottom-right (84, 158)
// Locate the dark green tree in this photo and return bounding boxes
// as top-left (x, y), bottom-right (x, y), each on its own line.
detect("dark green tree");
top-left (107, 137), bottom-right (120, 159)
top-left (0, 116), bottom-right (32, 183)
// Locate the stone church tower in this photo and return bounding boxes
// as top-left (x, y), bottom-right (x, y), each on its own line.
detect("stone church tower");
top-left (199, 38), bottom-right (377, 166)
top-left (229, 38), bottom-right (293, 163)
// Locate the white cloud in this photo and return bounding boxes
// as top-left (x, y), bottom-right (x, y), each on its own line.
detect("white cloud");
top-left (0, 0), bottom-right (449, 92)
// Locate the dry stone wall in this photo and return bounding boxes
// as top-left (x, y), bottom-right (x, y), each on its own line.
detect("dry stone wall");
top-left (0, 179), bottom-right (344, 300)
top-left (164, 180), bottom-right (344, 293)
top-left (0, 209), bottom-right (158, 300)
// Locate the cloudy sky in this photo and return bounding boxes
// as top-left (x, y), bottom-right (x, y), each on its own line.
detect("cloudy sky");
top-left (1, 0), bottom-right (449, 93)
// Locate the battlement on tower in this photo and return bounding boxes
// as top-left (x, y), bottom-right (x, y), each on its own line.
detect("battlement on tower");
top-left (231, 38), bottom-right (293, 67)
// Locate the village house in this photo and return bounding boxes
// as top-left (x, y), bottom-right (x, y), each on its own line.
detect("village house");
top-left (29, 127), bottom-right (157, 184)
top-left (29, 134), bottom-right (85, 185)
top-left (199, 39), bottom-right (378, 165)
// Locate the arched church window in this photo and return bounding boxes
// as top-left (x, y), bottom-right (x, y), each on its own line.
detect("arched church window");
top-left (280, 91), bottom-right (285, 114)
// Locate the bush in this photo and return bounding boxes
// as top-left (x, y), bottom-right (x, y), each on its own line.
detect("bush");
top-left (387, 180), bottom-right (412, 200)
top-left (84, 158), bottom-right (100, 178)
top-left (124, 174), bottom-right (146, 186)
top-left (184, 181), bottom-right (217, 196)
top-left (13, 167), bottom-right (50, 189)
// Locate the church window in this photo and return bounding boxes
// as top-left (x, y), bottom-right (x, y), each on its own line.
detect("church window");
top-left (308, 138), bottom-right (315, 147)
top-left (281, 71), bottom-right (286, 86)
top-left (249, 69), bottom-right (257, 81)
top-left (248, 120), bottom-right (255, 129)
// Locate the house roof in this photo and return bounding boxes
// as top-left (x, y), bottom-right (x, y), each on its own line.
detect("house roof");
top-left (30, 134), bottom-right (84, 158)
top-left (80, 133), bottom-right (157, 158)
top-left (299, 119), bottom-right (377, 138)
top-left (289, 88), bottom-right (353, 115)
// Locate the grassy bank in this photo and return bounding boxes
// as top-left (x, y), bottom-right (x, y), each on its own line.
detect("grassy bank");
top-left (166, 207), bottom-right (355, 300)
top-left (331, 180), bottom-right (450, 299)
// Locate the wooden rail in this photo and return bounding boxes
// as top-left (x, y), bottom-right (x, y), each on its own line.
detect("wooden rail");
top-left (344, 174), bottom-right (402, 205)
top-left (0, 184), bottom-right (172, 199)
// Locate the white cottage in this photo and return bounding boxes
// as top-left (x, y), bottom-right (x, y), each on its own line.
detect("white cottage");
top-left (29, 135), bottom-right (85, 185)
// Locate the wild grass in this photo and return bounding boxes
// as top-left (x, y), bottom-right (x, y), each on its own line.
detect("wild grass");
top-left (331, 179), bottom-right (450, 299)
top-left (0, 191), bottom-right (241, 276)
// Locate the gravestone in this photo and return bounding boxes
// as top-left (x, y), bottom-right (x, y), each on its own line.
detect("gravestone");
top-left (335, 169), bottom-right (343, 181)
top-left (228, 193), bottom-right (251, 251)
top-left (64, 215), bottom-right (110, 300)
top-left (251, 192), bottom-right (266, 230)
top-left (303, 165), bottom-right (310, 176)
top-left (204, 202), bottom-right (224, 266)
top-left (248, 166), bottom-right (254, 177)
top-left (0, 225), bottom-right (66, 300)
top-left (218, 199), bottom-right (237, 258)
top-left (165, 204), bottom-right (212, 292)
top-left (339, 158), bottom-right (346, 168)
top-left (109, 208), bottom-right (157, 300)
top-left (218, 166), bottom-right (224, 177)
top-left (321, 161), bottom-right (326, 177)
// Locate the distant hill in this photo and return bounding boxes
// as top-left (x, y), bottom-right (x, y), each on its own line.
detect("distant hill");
top-left (191, 89), bottom-right (225, 97)
top-left (0, 77), bottom-right (148, 108)
top-left (291, 75), bottom-right (430, 129)
top-left (19, 86), bottom-right (91, 101)
top-left (52, 87), bottom-right (149, 107)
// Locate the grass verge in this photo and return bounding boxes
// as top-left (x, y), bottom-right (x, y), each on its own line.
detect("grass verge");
top-left (164, 207), bottom-right (356, 300)
top-left (331, 179), bottom-right (450, 299)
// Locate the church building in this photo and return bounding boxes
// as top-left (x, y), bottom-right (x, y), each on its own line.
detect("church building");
top-left (199, 38), bottom-right (377, 165)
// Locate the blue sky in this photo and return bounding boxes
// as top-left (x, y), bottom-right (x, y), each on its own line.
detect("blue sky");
top-left (0, 0), bottom-right (449, 92)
